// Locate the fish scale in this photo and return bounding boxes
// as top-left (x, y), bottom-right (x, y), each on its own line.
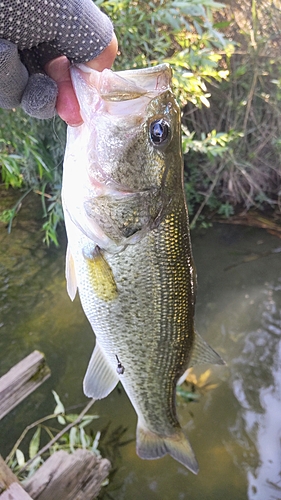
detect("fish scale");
top-left (74, 205), bottom-right (193, 433)
top-left (62, 63), bottom-right (224, 473)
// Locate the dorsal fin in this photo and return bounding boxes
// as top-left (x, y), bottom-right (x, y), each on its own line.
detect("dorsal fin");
top-left (188, 332), bottom-right (225, 368)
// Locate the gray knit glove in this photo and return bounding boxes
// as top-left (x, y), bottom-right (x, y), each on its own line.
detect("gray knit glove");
top-left (0, 0), bottom-right (113, 118)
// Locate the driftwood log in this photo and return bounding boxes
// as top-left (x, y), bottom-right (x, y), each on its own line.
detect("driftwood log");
top-left (23, 449), bottom-right (111, 500)
top-left (0, 351), bottom-right (51, 420)
top-left (0, 456), bottom-right (32, 500)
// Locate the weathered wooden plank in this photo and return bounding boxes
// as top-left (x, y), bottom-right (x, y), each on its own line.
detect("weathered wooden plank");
top-left (0, 482), bottom-right (33, 500)
top-left (0, 455), bottom-right (19, 492)
top-left (0, 455), bottom-right (32, 499)
top-left (23, 450), bottom-right (111, 500)
top-left (0, 351), bottom-right (51, 420)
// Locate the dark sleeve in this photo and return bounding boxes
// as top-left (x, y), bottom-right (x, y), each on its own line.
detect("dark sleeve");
top-left (0, 0), bottom-right (114, 64)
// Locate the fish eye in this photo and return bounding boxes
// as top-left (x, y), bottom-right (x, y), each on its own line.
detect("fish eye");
top-left (149, 119), bottom-right (170, 146)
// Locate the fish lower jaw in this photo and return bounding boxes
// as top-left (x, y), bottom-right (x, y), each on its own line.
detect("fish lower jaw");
top-left (88, 170), bottom-right (156, 199)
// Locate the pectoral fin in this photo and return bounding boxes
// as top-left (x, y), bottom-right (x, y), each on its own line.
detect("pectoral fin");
top-left (83, 342), bottom-right (119, 399)
top-left (83, 246), bottom-right (118, 301)
top-left (65, 245), bottom-right (77, 301)
top-left (188, 332), bottom-right (225, 368)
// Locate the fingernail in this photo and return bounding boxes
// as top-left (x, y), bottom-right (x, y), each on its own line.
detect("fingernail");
top-left (66, 121), bottom-right (83, 127)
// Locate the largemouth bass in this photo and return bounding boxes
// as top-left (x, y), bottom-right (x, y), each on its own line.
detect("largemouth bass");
top-left (62, 63), bottom-right (224, 474)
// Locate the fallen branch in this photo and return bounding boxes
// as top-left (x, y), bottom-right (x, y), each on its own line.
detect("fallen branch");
top-left (18, 399), bottom-right (96, 475)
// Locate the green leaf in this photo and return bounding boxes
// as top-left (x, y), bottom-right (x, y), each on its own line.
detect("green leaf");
top-left (26, 456), bottom-right (43, 478)
top-left (69, 426), bottom-right (78, 453)
top-left (199, 95), bottom-right (211, 107)
top-left (57, 415), bottom-right (66, 425)
top-left (64, 413), bottom-right (80, 423)
top-left (176, 387), bottom-right (200, 402)
top-left (213, 21), bottom-right (231, 29)
top-left (29, 427), bottom-right (41, 459)
top-left (80, 427), bottom-right (90, 449)
top-left (52, 390), bottom-right (65, 416)
top-left (16, 449), bottom-right (25, 467)
top-left (92, 431), bottom-right (101, 454)
top-left (79, 415), bottom-right (99, 428)
top-left (0, 209), bottom-right (15, 225)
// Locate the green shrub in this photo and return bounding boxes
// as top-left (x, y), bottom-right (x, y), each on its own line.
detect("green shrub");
top-left (0, 110), bottom-right (65, 245)
top-left (183, 0), bottom-right (281, 222)
top-left (0, 0), bottom-right (236, 242)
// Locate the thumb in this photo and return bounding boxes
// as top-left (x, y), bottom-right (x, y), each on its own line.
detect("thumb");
top-left (44, 34), bottom-right (118, 125)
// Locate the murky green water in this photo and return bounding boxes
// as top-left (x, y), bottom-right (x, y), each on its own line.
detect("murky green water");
top-left (1, 189), bottom-right (281, 500)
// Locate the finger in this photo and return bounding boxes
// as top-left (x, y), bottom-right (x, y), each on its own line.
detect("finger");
top-left (85, 33), bottom-right (118, 71)
top-left (45, 34), bottom-right (118, 125)
top-left (45, 56), bottom-right (83, 126)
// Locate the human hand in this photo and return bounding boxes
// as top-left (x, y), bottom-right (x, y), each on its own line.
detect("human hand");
top-left (45, 35), bottom-right (117, 125)
top-left (0, 0), bottom-right (117, 123)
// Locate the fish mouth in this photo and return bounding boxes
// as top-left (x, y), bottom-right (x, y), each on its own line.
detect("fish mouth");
top-left (73, 63), bottom-right (172, 103)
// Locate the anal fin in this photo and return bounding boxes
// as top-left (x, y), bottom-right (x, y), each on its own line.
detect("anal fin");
top-left (83, 342), bottom-right (119, 399)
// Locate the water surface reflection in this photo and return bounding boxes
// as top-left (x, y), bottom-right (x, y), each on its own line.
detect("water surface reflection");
top-left (1, 191), bottom-right (281, 499)
top-left (230, 283), bottom-right (281, 500)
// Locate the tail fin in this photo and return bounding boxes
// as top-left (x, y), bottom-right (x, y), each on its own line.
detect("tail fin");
top-left (136, 424), bottom-right (199, 474)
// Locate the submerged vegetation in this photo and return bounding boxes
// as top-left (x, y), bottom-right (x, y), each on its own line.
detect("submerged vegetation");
top-left (6, 392), bottom-right (100, 480)
top-left (5, 390), bottom-right (129, 484)
top-left (0, 0), bottom-right (280, 243)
